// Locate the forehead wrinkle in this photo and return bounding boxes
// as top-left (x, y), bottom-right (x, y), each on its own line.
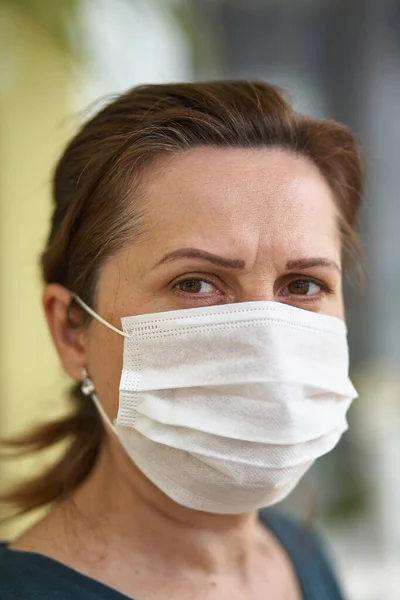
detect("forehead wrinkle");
top-left (128, 148), bottom-right (340, 270)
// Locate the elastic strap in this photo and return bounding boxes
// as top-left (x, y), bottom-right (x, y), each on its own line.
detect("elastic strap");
top-left (71, 293), bottom-right (129, 338)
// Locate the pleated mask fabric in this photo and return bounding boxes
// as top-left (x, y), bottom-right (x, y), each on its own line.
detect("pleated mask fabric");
top-left (77, 299), bottom-right (357, 514)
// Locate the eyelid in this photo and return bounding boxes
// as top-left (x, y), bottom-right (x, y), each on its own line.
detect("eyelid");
top-left (173, 274), bottom-right (216, 284)
top-left (280, 273), bottom-right (333, 289)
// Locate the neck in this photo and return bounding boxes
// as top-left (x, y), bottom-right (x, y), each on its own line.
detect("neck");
top-left (63, 437), bottom-right (261, 577)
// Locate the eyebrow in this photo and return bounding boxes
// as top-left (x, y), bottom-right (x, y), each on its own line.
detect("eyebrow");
top-left (155, 247), bottom-right (340, 273)
top-left (286, 258), bottom-right (341, 272)
top-left (155, 248), bottom-right (246, 270)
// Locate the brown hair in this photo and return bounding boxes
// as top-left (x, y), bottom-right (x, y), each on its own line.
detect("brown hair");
top-left (1, 80), bottom-right (363, 518)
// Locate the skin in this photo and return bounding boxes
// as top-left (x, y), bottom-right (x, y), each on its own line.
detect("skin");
top-left (12, 148), bottom-right (344, 600)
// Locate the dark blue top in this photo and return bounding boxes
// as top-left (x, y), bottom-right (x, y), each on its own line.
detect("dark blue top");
top-left (0, 511), bottom-right (345, 599)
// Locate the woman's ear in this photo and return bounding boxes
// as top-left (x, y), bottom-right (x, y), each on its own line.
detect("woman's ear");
top-left (43, 284), bottom-right (88, 381)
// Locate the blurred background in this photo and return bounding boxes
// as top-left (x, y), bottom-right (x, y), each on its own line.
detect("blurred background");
top-left (0, 1), bottom-right (399, 598)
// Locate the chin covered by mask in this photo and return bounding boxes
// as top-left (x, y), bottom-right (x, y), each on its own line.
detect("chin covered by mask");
top-left (76, 297), bottom-right (357, 515)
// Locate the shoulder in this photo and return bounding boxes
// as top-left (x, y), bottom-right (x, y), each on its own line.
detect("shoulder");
top-left (0, 544), bottom-right (36, 598)
top-left (0, 544), bottom-right (60, 599)
top-left (0, 544), bottom-right (97, 600)
top-left (259, 510), bottom-right (347, 600)
top-left (0, 543), bottom-right (131, 600)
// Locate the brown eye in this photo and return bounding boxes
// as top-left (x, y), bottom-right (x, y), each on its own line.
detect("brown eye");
top-left (176, 279), bottom-right (215, 294)
top-left (284, 280), bottom-right (321, 296)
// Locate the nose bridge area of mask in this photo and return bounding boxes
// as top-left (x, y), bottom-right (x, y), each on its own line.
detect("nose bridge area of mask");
top-left (121, 300), bottom-right (346, 334)
top-left (120, 302), bottom-right (350, 397)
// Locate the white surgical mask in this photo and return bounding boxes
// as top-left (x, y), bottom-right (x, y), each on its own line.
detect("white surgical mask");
top-left (75, 296), bottom-right (357, 515)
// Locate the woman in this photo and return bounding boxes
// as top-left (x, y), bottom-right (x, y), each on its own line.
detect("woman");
top-left (0, 81), bottom-right (362, 599)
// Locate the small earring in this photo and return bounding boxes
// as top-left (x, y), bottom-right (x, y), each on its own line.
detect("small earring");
top-left (81, 368), bottom-right (95, 396)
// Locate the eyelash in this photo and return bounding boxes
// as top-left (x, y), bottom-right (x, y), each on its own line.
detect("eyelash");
top-left (172, 276), bottom-right (224, 300)
top-left (171, 274), bottom-right (334, 304)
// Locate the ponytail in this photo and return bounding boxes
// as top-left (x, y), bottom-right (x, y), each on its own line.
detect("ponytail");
top-left (1, 386), bottom-right (104, 518)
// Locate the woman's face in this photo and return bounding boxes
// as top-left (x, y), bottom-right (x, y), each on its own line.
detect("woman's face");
top-left (50, 148), bottom-right (344, 419)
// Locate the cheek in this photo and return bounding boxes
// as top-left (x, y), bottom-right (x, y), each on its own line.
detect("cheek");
top-left (326, 279), bottom-right (345, 319)
top-left (86, 322), bottom-right (124, 420)
top-left (330, 297), bottom-right (345, 319)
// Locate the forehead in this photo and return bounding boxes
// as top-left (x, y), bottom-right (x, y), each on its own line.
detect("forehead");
top-left (139, 147), bottom-right (340, 261)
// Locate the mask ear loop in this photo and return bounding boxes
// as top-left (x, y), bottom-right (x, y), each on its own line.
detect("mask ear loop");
top-left (71, 293), bottom-right (130, 338)
top-left (80, 368), bottom-right (118, 431)
top-left (72, 295), bottom-right (129, 431)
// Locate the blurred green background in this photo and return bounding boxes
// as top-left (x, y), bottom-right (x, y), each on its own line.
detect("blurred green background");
top-left (1, 1), bottom-right (399, 598)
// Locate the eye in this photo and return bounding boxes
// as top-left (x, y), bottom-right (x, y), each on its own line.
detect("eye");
top-left (174, 278), bottom-right (217, 295)
top-left (281, 279), bottom-right (324, 297)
